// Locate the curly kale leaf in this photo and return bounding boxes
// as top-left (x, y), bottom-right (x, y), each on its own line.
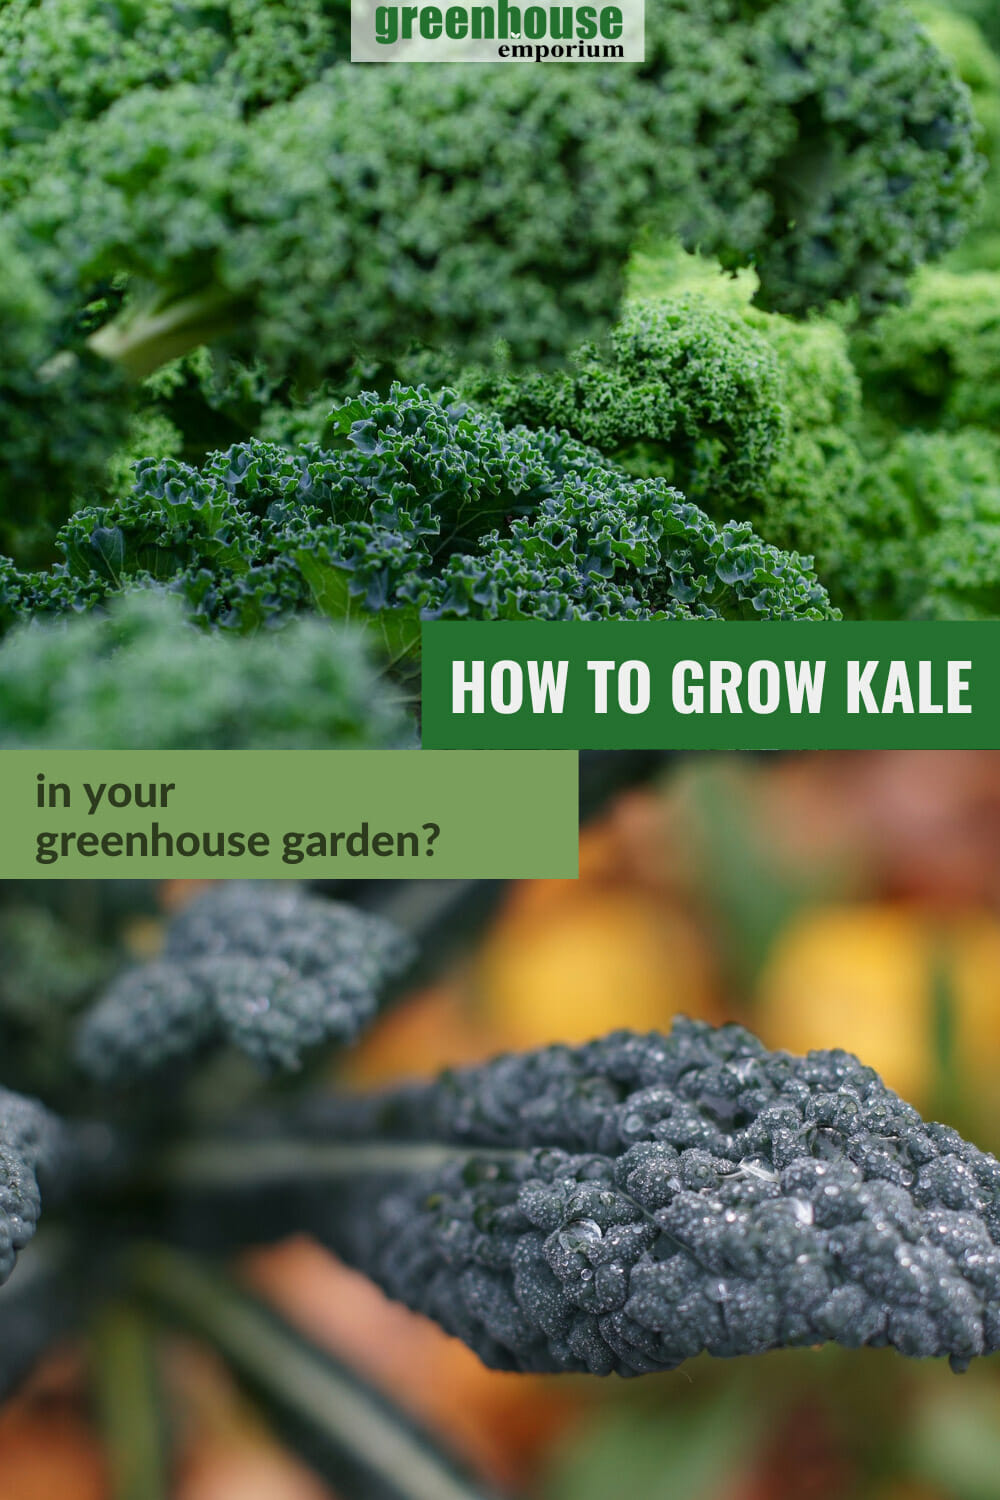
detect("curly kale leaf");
top-left (462, 298), bottom-right (789, 512)
top-left (737, 305), bottom-right (869, 593)
top-left (75, 883), bottom-right (416, 1083)
top-left (5, 385), bottom-right (837, 629)
top-left (1, 64), bottom-right (666, 458)
top-left (450, 477), bottom-right (835, 622)
top-left (3, 0), bottom-right (978, 331)
top-left (643, 0), bottom-right (982, 318)
top-left (462, 274), bottom-right (1000, 623)
top-left (0, 1089), bottom-right (64, 1285)
top-left (0, 229), bottom-right (128, 555)
top-left (182, 1020), bottom-right (1000, 1375)
top-left (918, 4), bottom-right (1000, 276)
top-left (52, 387), bottom-right (608, 577)
top-left (0, 591), bottom-right (413, 750)
top-left (852, 267), bottom-right (1000, 430)
top-left (0, 0), bottom-right (346, 136)
top-left (461, 293), bottom-right (871, 611)
top-left (850, 427), bottom-right (1000, 620)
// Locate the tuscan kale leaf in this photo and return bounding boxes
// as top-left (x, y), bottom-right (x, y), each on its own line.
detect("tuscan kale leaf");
top-left (174, 1018), bottom-right (1000, 1376)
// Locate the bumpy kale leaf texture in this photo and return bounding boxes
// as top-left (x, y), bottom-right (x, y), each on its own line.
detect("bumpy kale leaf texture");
top-left (200, 1019), bottom-right (1000, 1375)
top-left (2, 386), bottom-right (837, 630)
top-left (0, 1089), bottom-right (65, 1286)
top-left (460, 295), bottom-right (871, 610)
top-left (853, 266), bottom-right (1000, 430)
top-left (850, 426), bottom-right (1000, 620)
top-left (75, 883), bottom-right (416, 1081)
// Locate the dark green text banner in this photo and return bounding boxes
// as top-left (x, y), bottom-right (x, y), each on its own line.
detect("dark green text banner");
top-left (421, 622), bottom-right (999, 749)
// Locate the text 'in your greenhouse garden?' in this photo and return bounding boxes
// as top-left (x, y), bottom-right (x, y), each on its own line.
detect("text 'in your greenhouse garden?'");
top-left (6, 752), bottom-right (579, 879)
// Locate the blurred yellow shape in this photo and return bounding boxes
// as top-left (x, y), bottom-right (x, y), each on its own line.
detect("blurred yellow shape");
top-left (477, 889), bottom-right (718, 1049)
top-left (756, 905), bottom-right (1000, 1109)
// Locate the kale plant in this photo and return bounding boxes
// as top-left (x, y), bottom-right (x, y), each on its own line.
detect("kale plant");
top-left (462, 271), bottom-right (1000, 622)
top-left (461, 298), bottom-right (790, 512)
top-left (853, 267), bottom-right (1000, 430)
top-left (849, 427), bottom-right (1000, 620)
top-left (5, 877), bottom-right (1000, 1499)
top-left (459, 296), bottom-right (874, 612)
top-left (0, 0), bottom-right (981, 526)
top-left (0, 386), bottom-right (837, 645)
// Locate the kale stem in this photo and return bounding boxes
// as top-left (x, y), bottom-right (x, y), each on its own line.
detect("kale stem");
top-left (157, 1138), bottom-right (522, 1189)
top-left (86, 285), bottom-right (243, 381)
top-left (128, 1245), bottom-right (498, 1500)
top-left (90, 1301), bottom-right (170, 1500)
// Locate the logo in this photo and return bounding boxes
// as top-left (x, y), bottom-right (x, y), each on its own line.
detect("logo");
top-left (351, 0), bottom-right (645, 62)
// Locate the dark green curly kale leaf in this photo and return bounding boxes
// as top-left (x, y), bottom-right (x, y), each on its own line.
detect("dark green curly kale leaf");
top-left (75, 883), bottom-right (415, 1083)
top-left (5, 385), bottom-right (837, 629)
top-left (461, 297), bottom-right (790, 512)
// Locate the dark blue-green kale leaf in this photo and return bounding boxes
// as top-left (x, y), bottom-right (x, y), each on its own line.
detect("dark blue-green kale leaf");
top-left (175, 1020), bottom-right (1000, 1375)
top-left (75, 882), bottom-right (416, 1082)
top-left (0, 1089), bottom-right (65, 1285)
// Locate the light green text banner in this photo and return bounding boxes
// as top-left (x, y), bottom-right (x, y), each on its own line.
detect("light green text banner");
top-left (422, 622), bottom-right (1000, 748)
top-left (5, 751), bottom-right (578, 878)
